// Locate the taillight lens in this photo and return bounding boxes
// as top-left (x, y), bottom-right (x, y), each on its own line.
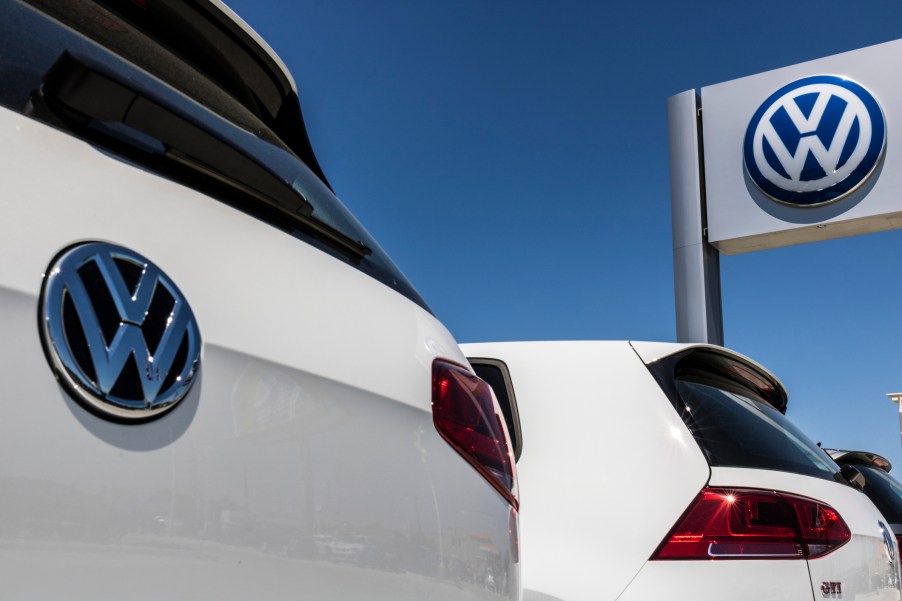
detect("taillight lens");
top-left (432, 359), bottom-right (518, 508)
top-left (652, 488), bottom-right (851, 560)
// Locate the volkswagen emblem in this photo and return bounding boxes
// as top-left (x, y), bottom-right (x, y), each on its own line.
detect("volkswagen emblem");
top-left (880, 521), bottom-right (896, 562)
top-left (743, 75), bottom-right (886, 207)
top-left (39, 242), bottom-right (201, 421)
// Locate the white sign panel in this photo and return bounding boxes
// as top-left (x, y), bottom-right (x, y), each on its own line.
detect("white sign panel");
top-left (702, 39), bottom-right (902, 254)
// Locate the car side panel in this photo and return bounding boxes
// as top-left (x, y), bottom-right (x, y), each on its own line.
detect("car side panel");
top-left (461, 341), bottom-right (709, 601)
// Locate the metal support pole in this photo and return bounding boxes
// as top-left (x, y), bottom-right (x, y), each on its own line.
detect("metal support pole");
top-left (669, 90), bottom-right (724, 345)
top-left (887, 393), bottom-right (902, 446)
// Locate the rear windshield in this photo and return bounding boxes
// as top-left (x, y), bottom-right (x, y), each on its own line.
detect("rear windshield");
top-left (674, 380), bottom-right (838, 480)
top-left (858, 465), bottom-right (902, 523)
top-left (648, 349), bottom-right (839, 482)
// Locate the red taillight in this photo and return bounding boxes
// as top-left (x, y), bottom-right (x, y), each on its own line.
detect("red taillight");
top-left (652, 488), bottom-right (851, 560)
top-left (432, 359), bottom-right (518, 508)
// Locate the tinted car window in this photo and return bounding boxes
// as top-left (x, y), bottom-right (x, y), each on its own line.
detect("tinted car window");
top-left (674, 380), bottom-right (838, 480)
top-left (858, 465), bottom-right (902, 523)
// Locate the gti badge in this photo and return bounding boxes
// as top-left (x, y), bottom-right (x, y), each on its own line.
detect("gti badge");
top-left (821, 581), bottom-right (842, 597)
top-left (39, 242), bottom-right (201, 421)
top-left (744, 75), bottom-right (885, 207)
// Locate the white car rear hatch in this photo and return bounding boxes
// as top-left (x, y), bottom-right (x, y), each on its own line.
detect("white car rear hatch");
top-left (633, 341), bottom-right (900, 601)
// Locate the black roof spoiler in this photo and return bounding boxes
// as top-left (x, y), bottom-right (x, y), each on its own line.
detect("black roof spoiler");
top-left (826, 449), bottom-right (893, 472)
top-left (27, 0), bottom-right (332, 189)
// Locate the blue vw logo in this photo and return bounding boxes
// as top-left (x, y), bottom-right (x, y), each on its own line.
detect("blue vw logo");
top-left (39, 242), bottom-right (201, 421)
top-left (744, 75), bottom-right (885, 207)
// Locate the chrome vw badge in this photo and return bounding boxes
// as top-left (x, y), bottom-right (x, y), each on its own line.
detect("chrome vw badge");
top-left (880, 521), bottom-right (896, 562)
top-left (744, 75), bottom-right (886, 207)
top-left (39, 242), bottom-right (201, 421)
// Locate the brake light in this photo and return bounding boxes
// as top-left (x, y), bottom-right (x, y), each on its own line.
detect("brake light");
top-left (652, 488), bottom-right (851, 560)
top-left (432, 359), bottom-right (518, 508)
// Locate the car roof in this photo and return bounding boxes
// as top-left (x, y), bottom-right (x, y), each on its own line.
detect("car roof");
top-left (825, 449), bottom-right (893, 472)
top-left (462, 340), bottom-right (789, 411)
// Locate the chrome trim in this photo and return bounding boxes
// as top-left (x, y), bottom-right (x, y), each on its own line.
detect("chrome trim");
top-left (706, 543), bottom-right (801, 558)
top-left (39, 242), bottom-right (201, 421)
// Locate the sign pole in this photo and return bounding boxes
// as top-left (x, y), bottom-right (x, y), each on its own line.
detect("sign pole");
top-left (669, 90), bottom-right (724, 345)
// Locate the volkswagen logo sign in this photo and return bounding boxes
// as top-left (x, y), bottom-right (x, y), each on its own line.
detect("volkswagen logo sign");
top-left (39, 242), bottom-right (201, 421)
top-left (743, 75), bottom-right (886, 207)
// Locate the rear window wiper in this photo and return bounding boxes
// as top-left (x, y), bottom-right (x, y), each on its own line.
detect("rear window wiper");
top-left (39, 52), bottom-right (371, 261)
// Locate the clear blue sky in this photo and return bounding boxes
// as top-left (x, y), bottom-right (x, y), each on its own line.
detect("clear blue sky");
top-left (227, 0), bottom-right (902, 468)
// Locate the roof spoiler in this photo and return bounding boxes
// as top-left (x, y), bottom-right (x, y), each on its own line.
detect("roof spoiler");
top-left (638, 344), bottom-right (788, 414)
top-left (26, 0), bottom-right (332, 189)
top-left (826, 449), bottom-right (893, 472)
top-left (632, 342), bottom-right (789, 414)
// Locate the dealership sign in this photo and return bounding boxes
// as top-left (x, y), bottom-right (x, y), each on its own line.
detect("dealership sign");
top-left (695, 39), bottom-right (902, 255)
top-left (669, 38), bottom-right (902, 344)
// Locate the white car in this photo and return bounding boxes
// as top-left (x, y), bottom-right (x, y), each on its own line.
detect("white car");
top-left (828, 450), bottom-right (902, 549)
top-left (462, 340), bottom-right (900, 601)
top-left (0, 1), bottom-right (518, 599)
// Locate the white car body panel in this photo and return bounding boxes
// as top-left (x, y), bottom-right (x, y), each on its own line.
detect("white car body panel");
top-left (462, 341), bottom-right (710, 601)
top-left (0, 52), bottom-right (516, 601)
top-left (615, 561), bottom-right (815, 601)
